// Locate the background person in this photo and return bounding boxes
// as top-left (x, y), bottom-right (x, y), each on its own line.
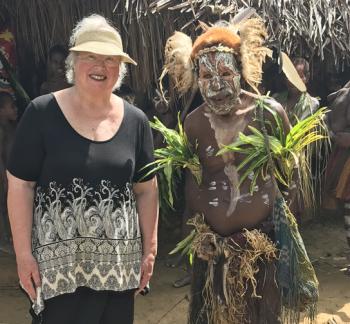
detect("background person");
top-left (7, 14), bottom-right (158, 324)
top-left (273, 57), bottom-right (319, 125)
top-left (39, 44), bottom-right (70, 95)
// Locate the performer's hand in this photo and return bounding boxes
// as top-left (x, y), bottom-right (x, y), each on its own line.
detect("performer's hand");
top-left (135, 252), bottom-right (155, 296)
top-left (335, 132), bottom-right (350, 148)
top-left (17, 253), bottom-right (41, 301)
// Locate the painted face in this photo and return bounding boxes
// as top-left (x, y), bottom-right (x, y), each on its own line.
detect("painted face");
top-left (197, 51), bottom-right (241, 115)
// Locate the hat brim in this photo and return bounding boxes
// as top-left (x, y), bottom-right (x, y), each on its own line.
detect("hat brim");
top-left (70, 41), bottom-right (137, 65)
top-left (280, 52), bottom-right (306, 92)
top-left (266, 50), bottom-right (306, 93)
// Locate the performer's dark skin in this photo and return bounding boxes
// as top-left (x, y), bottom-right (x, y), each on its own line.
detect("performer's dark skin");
top-left (183, 51), bottom-right (290, 236)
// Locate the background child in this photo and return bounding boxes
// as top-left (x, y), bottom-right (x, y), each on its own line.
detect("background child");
top-left (40, 44), bottom-right (69, 95)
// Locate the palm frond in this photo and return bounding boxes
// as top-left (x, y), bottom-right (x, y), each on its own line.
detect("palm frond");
top-left (218, 100), bottom-right (329, 208)
top-left (143, 115), bottom-right (201, 209)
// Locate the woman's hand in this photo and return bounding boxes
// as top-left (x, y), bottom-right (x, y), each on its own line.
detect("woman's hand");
top-left (17, 253), bottom-right (41, 301)
top-left (135, 252), bottom-right (155, 296)
top-left (133, 178), bottom-right (158, 296)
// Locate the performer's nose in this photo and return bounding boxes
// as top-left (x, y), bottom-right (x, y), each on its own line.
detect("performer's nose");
top-left (211, 76), bottom-right (223, 91)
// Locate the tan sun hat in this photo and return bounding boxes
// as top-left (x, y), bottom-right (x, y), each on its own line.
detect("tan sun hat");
top-left (70, 29), bottom-right (137, 65)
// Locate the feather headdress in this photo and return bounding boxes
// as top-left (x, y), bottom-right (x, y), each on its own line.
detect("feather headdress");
top-left (159, 31), bottom-right (195, 99)
top-left (160, 15), bottom-right (270, 96)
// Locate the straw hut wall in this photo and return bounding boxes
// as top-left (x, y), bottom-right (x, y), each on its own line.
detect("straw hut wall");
top-left (2, 0), bottom-right (350, 107)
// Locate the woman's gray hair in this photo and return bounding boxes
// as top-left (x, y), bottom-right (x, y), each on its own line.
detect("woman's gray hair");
top-left (65, 14), bottom-right (127, 90)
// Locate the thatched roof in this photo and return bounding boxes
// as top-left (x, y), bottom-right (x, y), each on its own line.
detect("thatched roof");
top-left (3, 0), bottom-right (350, 103)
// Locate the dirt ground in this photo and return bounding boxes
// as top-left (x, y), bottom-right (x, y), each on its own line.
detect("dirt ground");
top-left (0, 213), bottom-right (349, 324)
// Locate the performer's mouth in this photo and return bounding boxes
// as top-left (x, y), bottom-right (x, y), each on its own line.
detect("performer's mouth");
top-left (209, 93), bottom-right (231, 103)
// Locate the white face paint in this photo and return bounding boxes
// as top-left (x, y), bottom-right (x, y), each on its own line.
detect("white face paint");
top-left (197, 51), bottom-right (241, 115)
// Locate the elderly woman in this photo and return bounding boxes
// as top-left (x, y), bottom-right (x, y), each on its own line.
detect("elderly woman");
top-left (7, 14), bottom-right (158, 324)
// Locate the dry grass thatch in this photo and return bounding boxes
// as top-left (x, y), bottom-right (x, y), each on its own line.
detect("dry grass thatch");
top-left (4, 0), bottom-right (350, 102)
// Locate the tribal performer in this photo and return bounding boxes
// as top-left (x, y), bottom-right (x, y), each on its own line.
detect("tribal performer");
top-left (183, 23), bottom-right (286, 324)
top-left (155, 15), bottom-right (321, 324)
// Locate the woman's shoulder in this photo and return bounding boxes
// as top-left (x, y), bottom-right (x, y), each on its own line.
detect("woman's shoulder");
top-left (123, 99), bottom-right (149, 124)
top-left (28, 93), bottom-right (57, 113)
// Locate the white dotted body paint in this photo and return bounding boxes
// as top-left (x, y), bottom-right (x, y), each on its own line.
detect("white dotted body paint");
top-left (206, 145), bottom-right (215, 157)
top-left (209, 197), bottom-right (219, 207)
top-left (222, 180), bottom-right (229, 191)
top-left (262, 193), bottom-right (270, 205)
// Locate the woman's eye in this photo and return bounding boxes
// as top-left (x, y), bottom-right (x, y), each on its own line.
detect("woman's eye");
top-left (88, 55), bottom-right (96, 61)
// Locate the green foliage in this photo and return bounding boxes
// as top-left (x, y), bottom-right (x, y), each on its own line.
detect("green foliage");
top-left (169, 229), bottom-right (196, 261)
top-left (218, 100), bottom-right (328, 200)
top-left (143, 115), bottom-right (201, 209)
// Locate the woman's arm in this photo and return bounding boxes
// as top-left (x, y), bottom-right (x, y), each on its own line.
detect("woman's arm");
top-left (133, 176), bottom-right (159, 294)
top-left (7, 171), bottom-right (41, 301)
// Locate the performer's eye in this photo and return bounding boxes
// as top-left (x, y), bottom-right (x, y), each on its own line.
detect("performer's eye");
top-left (202, 73), bottom-right (212, 79)
top-left (221, 71), bottom-right (232, 77)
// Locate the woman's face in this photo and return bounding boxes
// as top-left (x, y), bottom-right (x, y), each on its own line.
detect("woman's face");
top-left (74, 52), bottom-right (121, 94)
top-left (197, 51), bottom-right (241, 115)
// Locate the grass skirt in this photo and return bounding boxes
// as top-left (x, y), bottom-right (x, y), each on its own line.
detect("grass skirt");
top-left (188, 215), bottom-right (280, 324)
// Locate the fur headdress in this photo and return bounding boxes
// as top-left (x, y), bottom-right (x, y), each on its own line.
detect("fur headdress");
top-left (160, 16), bottom-right (270, 96)
top-left (191, 27), bottom-right (241, 60)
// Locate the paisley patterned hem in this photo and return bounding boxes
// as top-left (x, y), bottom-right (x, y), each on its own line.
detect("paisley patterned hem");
top-left (32, 237), bottom-right (142, 315)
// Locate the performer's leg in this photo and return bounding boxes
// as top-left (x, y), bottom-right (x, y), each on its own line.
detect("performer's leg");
top-left (188, 256), bottom-right (209, 324)
top-left (247, 260), bottom-right (281, 324)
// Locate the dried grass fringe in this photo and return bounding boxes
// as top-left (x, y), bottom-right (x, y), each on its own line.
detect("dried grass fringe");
top-left (189, 214), bottom-right (277, 324)
top-left (239, 18), bottom-right (270, 94)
